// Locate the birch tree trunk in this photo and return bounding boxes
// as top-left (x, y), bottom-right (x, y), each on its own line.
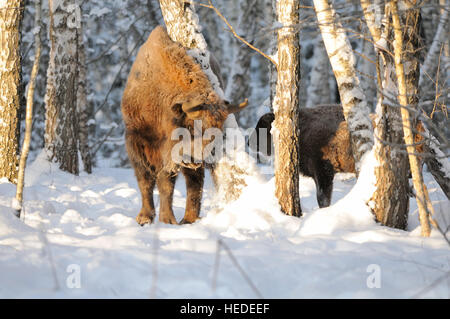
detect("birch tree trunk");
top-left (159, 0), bottom-right (256, 203)
top-left (392, 0), bottom-right (433, 237)
top-left (45, 0), bottom-right (79, 175)
top-left (0, 0), bottom-right (24, 183)
top-left (273, 0), bottom-right (302, 217)
top-left (362, 0), bottom-right (409, 229)
top-left (313, 0), bottom-right (373, 172)
top-left (77, 12), bottom-right (92, 174)
top-left (15, 0), bottom-right (42, 216)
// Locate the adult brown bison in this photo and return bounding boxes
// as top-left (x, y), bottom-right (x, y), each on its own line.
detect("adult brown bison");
top-left (122, 26), bottom-right (248, 225)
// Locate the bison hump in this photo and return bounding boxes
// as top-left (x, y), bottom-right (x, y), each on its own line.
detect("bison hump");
top-left (130, 26), bottom-right (216, 106)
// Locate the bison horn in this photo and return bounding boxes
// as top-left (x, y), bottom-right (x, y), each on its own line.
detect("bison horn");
top-left (227, 98), bottom-right (249, 114)
top-left (182, 97), bottom-right (206, 119)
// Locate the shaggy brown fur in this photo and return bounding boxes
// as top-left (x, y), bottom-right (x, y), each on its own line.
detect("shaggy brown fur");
top-left (122, 26), bottom-right (246, 225)
top-left (321, 121), bottom-right (356, 174)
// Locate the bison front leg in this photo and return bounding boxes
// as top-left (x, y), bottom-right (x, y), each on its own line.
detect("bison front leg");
top-left (136, 172), bottom-right (156, 226)
top-left (180, 167), bottom-right (204, 224)
top-left (156, 170), bottom-right (178, 224)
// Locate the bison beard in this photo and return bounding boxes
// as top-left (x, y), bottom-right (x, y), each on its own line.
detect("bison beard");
top-left (121, 26), bottom-right (247, 225)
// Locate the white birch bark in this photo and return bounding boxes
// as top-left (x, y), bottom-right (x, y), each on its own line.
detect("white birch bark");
top-left (45, 0), bottom-right (80, 175)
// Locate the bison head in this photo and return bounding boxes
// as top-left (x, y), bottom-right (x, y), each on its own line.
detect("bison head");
top-left (170, 96), bottom-right (249, 167)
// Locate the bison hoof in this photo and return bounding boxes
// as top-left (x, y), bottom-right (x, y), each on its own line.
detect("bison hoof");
top-left (180, 216), bottom-right (200, 225)
top-left (159, 214), bottom-right (178, 225)
top-left (136, 212), bottom-right (155, 226)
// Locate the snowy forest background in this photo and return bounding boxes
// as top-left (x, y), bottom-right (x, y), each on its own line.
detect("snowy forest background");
top-left (19, 0), bottom-right (447, 167)
top-left (0, 0), bottom-right (449, 298)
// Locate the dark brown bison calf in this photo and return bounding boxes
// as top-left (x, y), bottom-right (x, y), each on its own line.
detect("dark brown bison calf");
top-left (253, 105), bottom-right (430, 207)
top-left (121, 26), bottom-right (247, 225)
top-left (252, 104), bottom-right (357, 208)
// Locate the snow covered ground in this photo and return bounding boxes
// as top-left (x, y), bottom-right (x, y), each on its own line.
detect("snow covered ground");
top-left (0, 151), bottom-right (449, 298)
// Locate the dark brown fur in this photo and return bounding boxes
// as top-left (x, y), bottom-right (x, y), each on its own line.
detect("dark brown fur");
top-left (122, 26), bottom-right (239, 225)
top-left (254, 105), bottom-right (425, 207)
top-left (252, 105), bottom-right (357, 207)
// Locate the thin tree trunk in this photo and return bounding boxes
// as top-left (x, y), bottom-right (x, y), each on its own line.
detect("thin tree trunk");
top-left (0, 0), bottom-right (24, 183)
top-left (273, 0), bottom-right (302, 217)
top-left (15, 0), bottom-right (42, 216)
top-left (313, 0), bottom-right (373, 172)
top-left (419, 0), bottom-right (448, 116)
top-left (45, 0), bottom-right (79, 175)
top-left (77, 12), bottom-right (92, 174)
top-left (362, 1), bottom-right (410, 229)
top-left (392, 0), bottom-right (433, 237)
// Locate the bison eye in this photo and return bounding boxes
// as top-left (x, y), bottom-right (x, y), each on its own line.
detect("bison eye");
top-left (171, 103), bottom-right (183, 117)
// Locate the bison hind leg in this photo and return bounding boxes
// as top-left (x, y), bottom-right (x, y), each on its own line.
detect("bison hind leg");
top-left (125, 131), bottom-right (157, 226)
